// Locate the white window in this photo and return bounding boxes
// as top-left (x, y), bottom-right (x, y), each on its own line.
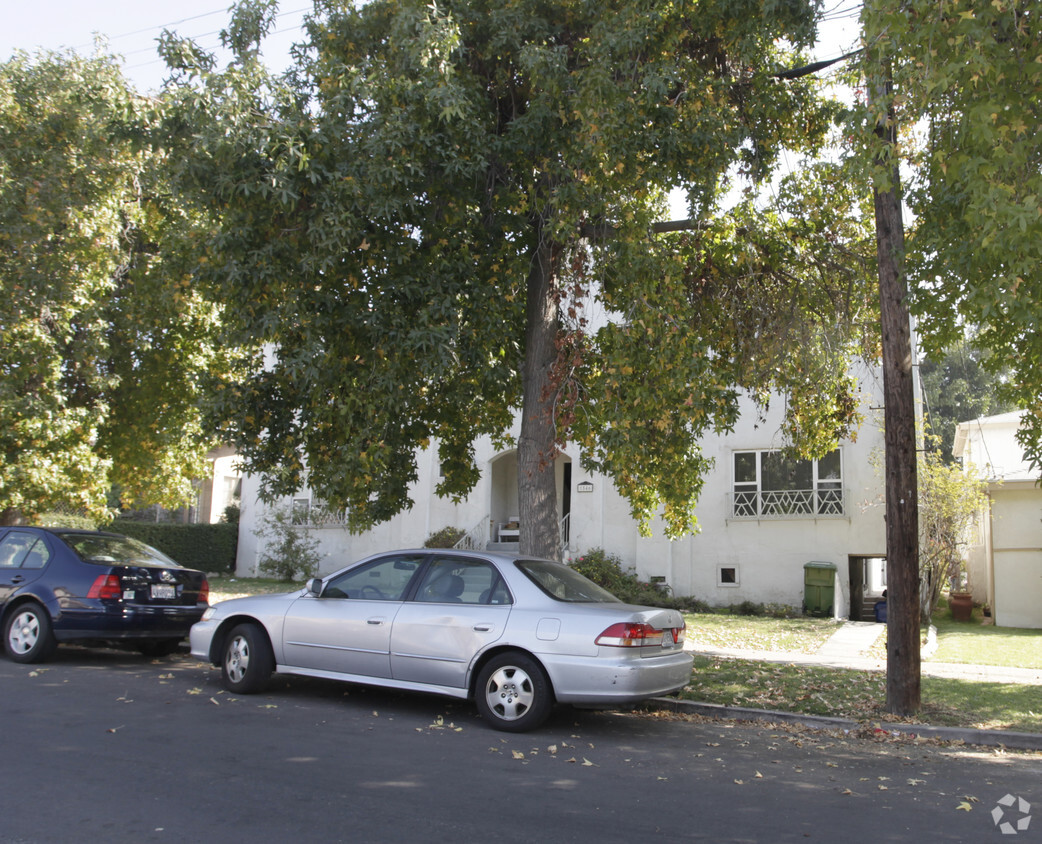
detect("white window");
top-left (290, 496), bottom-right (348, 528)
top-left (731, 449), bottom-right (844, 519)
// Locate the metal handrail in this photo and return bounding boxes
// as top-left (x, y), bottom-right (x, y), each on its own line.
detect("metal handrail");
top-left (453, 516), bottom-right (490, 550)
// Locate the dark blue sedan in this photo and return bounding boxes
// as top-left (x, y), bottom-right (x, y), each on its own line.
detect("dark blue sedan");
top-left (0, 527), bottom-right (209, 662)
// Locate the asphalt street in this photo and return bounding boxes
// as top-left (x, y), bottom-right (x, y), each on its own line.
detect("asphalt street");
top-left (1, 646), bottom-right (1039, 843)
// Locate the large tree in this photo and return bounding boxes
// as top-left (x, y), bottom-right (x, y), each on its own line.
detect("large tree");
top-left (0, 51), bottom-right (234, 524)
top-left (920, 337), bottom-right (1014, 463)
top-left (169, 0), bottom-right (877, 559)
top-left (865, 0), bottom-right (1042, 463)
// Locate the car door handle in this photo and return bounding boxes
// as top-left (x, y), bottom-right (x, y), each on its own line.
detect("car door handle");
top-left (473, 624), bottom-right (493, 632)
top-left (367, 618), bottom-right (386, 626)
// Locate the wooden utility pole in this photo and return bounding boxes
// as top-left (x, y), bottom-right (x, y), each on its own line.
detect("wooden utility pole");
top-left (871, 66), bottom-right (921, 716)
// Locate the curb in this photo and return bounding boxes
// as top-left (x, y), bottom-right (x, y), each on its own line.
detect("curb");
top-left (649, 697), bottom-right (1042, 752)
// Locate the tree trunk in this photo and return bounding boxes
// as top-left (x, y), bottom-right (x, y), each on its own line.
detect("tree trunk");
top-left (871, 68), bottom-right (921, 717)
top-left (0, 507), bottom-right (27, 526)
top-left (518, 221), bottom-right (563, 560)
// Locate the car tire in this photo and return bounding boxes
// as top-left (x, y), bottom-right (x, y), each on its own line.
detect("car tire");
top-left (4, 602), bottom-right (58, 664)
top-left (221, 623), bottom-right (274, 694)
top-left (475, 651), bottom-right (553, 732)
top-left (137, 638), bottom-right (183, 658)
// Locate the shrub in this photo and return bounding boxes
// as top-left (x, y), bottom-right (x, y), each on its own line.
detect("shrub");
top-left (110, 519), bottom-right (238, 573)
top-left (424, 526), bottom-right (466, 548)
top-left (569, 548), bottom-right (674, 607)
top-left (254, 505), bottom-right (321, 581)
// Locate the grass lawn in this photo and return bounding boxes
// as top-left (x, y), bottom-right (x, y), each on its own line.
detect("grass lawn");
top-left (683, 655), bottom-right (1042, 733)
top-left (209, 576), bottom-right (303, 602)
top-left (929, 614), bottom-right (1042, 669)
top-left (684, 612), bottom-right (839, 653)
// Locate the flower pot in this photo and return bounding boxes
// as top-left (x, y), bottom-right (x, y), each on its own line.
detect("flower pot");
top-left (949, 591), bottom-right (973, 622)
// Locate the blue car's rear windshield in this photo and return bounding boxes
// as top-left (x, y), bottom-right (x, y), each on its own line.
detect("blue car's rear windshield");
top-left (56, 533), bottom-right (178, 567)
top-left (516, 559), bottom-right (621, 603)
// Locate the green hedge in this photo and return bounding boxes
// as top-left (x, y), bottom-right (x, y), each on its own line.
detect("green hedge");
top-left (110, 520), bottom-right (238, 573)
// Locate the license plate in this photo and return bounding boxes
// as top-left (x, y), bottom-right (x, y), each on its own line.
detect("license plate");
top-left (151, 584), bottom-right (176, 600)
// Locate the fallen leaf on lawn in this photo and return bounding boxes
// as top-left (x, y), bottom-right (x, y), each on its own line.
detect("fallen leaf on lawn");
top-left (957, 802), bottom-right (974, 812)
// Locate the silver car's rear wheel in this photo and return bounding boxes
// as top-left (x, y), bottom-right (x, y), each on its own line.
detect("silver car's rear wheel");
top-left (475, 652), bottom-right (553, 732)
top-left (221, 623), bottom-right (273, 694)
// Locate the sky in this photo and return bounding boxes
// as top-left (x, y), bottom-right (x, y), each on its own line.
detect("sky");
top-left (0, 0), bottom-right (312, 92)
top-left (1, 0), bottom-right (864, 94)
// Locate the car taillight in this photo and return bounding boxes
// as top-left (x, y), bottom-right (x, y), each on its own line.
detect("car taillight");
top-left (87, 574), bottom-right (122, 600)
top-left (199, 578), bottom-right (210, 605)
top-left (596, 622), bottom-right (665, 647)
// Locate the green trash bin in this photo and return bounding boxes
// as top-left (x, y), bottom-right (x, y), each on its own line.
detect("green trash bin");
top-left (803, 561), bottom-right (836, 616)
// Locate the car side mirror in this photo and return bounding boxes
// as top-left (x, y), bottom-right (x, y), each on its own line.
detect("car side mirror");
top-left (307, 578), bottom-right (324, 597)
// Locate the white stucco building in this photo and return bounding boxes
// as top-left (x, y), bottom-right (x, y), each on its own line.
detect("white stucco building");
top-left (954, 411), bottom-right (1042, 629)
top-left (235, 360), bottom-right (891, 620)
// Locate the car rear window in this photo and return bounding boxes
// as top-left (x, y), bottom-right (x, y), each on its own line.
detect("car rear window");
top-left (516, 559), bottom-right (621, 603)
top-left (57, 533), bottom-right (179, 567)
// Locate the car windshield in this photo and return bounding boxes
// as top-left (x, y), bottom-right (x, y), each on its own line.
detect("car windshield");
top-left (57, 533), bottom-right (178, 567)
top-left (516, 559), bottom-right (621, 603)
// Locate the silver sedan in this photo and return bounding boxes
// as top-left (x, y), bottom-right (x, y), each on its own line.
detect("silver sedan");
top-left (190, 549), bottom-right (693, 732)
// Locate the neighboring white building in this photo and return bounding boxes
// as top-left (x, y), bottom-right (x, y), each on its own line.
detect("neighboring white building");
top-left (195, 445), bottom-right (243, 525)
top-left (236, 361), bottom-right (890, 619)
top-left (954, 411), bottom-right (1042, 629)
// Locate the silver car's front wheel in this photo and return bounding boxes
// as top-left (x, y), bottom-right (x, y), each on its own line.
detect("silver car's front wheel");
top-left (221, 623), bottom-right (273, 694)
top-left (475, 652), bottom-right (553, 732)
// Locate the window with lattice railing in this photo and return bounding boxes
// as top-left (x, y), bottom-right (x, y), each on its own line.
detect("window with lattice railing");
top-left (731, 449), bottom-right (844, 519)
